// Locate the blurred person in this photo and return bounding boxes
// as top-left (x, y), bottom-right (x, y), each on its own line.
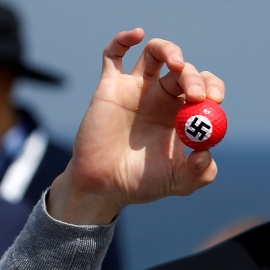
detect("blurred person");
top-left (0, 4), bottom-right (122, 269)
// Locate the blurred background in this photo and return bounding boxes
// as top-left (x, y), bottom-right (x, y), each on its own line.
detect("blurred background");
top-left (2, 0), bottom-right (270, 269)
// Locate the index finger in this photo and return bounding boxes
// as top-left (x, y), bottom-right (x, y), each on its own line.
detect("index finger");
top-left (102, 28), bottom-right (145, 77)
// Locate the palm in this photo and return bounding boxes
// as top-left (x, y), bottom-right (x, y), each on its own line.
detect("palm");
top-left (74, 72), bottom-right (186, 204)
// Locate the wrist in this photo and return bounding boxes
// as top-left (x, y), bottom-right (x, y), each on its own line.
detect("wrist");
top-left (47, 166), bottom-right (122, 225)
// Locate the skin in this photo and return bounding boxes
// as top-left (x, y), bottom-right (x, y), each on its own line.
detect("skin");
top-left (48, 28), bottom-right (225, 225)
top-left (0, 69), bottom-right (18, 138)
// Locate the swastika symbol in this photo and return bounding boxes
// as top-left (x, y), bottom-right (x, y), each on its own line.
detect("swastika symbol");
top-left (186, 117), bottom-right (211, 141)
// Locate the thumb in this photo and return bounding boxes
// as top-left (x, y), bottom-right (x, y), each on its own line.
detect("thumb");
top-left (178, 150), bottom-right (217, 195)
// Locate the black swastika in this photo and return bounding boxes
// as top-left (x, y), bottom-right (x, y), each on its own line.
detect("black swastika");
top-left (186, 117), bottom-right (211, 141)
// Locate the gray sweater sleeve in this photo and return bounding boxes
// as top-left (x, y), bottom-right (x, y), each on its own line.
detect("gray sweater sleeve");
top-left (0, 190), bottom-right (117, 270)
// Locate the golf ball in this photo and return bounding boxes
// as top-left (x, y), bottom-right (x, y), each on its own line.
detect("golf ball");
top-left (175, 99), bottom-right (227, 150)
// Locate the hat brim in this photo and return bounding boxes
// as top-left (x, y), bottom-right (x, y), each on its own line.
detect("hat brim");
top-left (16, 62), bottom-right (63, 85)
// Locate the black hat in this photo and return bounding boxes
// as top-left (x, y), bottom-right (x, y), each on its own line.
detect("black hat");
top-left (0, 5), bottom-right (62, 85)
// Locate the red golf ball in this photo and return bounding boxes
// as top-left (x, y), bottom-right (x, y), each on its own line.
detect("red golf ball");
top-left (175, 99), bottom-right (227, 150)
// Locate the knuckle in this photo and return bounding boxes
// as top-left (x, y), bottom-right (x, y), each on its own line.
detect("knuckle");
top-left (201, 71), bottom-right (225, 89)
top-left (147, 39), bottom-right (182, 55)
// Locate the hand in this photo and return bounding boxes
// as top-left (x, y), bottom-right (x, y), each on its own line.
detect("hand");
top-left (48, 28), bottom-right (225, 225)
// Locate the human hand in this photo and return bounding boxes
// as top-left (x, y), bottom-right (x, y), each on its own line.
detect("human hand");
top-left (48, 28), bottom-right (225, 225)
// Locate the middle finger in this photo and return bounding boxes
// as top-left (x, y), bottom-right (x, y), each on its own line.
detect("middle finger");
top-left (131, 38), bottom-right (184, 79)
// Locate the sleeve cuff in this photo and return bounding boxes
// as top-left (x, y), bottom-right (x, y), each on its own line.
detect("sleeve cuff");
top-left (0, 188), bottom-right (118, 270)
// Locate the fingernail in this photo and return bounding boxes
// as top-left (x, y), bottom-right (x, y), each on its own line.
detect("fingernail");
top-left (196, 157), bottom-right (210, 171)
top-left (188, 85), bottom-right (206, 98)
top-left (171, 52), bottom-right (184, 64)
top-left (209, 87), bottom-right (223, 100)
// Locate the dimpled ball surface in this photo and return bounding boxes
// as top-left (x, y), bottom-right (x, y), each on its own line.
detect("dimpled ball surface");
top-left (175, 99), bottom-right (227, 150)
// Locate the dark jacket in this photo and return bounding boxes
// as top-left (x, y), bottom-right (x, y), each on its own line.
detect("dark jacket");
top-left (149, 222), bottom-right (270, 270)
